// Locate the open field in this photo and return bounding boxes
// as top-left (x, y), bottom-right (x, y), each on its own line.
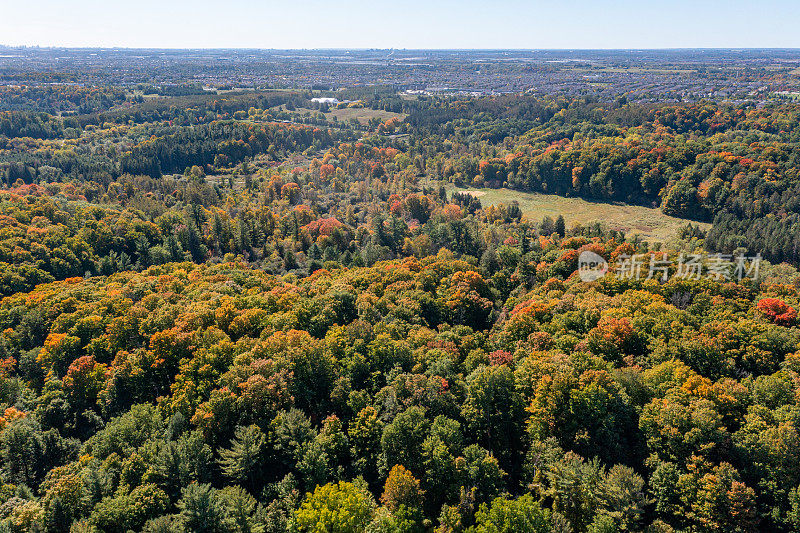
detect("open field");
top-left (326, 107), bottom-right (406, 124)
top-left (279, 106), bottom-right (406, 125)
top-left (449, 186), bottom-right (710, 242)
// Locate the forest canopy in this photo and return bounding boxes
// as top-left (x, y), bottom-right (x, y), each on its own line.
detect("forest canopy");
top-left (0, 78), bottom-right (800, 532)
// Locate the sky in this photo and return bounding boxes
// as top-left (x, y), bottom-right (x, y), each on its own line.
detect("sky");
top-left (1, 0), bottom-right (799, 49)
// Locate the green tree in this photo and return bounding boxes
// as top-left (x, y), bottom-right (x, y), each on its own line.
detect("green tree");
top-left (178, 483), bottom-right (230, 533)
top-left (89, 483), bottom-right (169, 533)
top-left (349, 406), bottom-right (385, 484)
top-left (295, 481), bottom-right (376, 533)
top-left (470, 493), bottom-right (550, 533)
top-left (381, 407), bottom-right (430, 477)
top-left (527, 369), bottom-right (639, 466)
top-left (461, 365), bottom-right (524, 472)
top-left (219, 425), bottom-right (267, 491)
top-left (554, 215), bottom-right (566, 237)
top-left (1, 417), bottom-right (45, 486)
top-left (218, 485), bottom-right (264, 533)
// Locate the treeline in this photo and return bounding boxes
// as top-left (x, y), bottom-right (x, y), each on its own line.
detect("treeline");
top-left (706, 211), bottom-right (800, 264)
top-left (119, 121), bottom-right (342, 178)
top-left (0, 90), bottom-right (315, 141)
top-left (402, 94), bottom-right (564, 139)
top-left (92, 90), bottom-right (310, 127)
top-left (0, 84), bottom-right (126, 114)
top-left (0, 112), bottom-right (81, 140)
top-left (0, 118), bottom-right (346, 185)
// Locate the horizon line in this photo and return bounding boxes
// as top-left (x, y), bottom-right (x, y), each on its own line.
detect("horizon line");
top-left (3, 45), bottom-right (800, 52)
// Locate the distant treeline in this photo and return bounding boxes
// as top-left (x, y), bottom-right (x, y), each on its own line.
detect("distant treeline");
top-left (120, 121), bottom-right (341, 178)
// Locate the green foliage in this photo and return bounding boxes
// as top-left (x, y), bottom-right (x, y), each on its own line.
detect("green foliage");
top-left (178, 483), bottom-right (230, 533)
top-left (83, 403), bottom-right (164, 459)
top-left (295, 481), bottom-right (376, 533)
top-left (381, 407), bottom-right (430, 477)
top-left (470, 494), bottom-right (550, 533)
top-left (89, 483), bottom-right (169, 533)
top-left (218, 425), bottom-right (267, 490)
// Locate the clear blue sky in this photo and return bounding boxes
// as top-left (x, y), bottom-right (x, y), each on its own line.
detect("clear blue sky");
top-left (2, 0), bottom-right (798, 49)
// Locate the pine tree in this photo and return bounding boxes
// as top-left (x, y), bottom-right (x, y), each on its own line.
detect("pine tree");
top-left (218, 425), bottom-right (266, 491)
top-left (555, 215), bottom-right (566, 237)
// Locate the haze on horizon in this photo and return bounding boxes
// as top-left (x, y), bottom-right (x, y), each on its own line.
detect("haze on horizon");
top-left (2, 0), bottom-right (799, 50)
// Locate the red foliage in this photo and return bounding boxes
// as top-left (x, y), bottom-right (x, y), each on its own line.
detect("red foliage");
top-left (488, 350), bottom-right (513, 366)
top-left (319, 163), bottom-right (335, 179)
top-left (390, 200), bottom-right (403, 216)
top-left (757, 298), bottom-right (797, 326)
top-left (0, 357), bottom-right (15, 379)
top-left (302, 217), bottom-right (345, 239)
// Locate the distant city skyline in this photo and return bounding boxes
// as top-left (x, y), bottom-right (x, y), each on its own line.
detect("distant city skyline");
top-left (2, 0), bottom-right (799, 49)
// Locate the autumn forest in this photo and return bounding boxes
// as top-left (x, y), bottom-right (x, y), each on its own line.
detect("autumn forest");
top-left (0, 48), bottom-right (799, 533)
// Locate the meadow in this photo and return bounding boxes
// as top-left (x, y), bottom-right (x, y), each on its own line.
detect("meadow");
top-left (449, 186), bottom-right (710, 242)
top-left (278, 105), bottom-right (406, 125)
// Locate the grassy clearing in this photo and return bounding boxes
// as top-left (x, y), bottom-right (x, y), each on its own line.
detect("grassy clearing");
top-left (449, 186), bottom-right (710, 242)
top-left (278, 106), bottom-right (406, 125)
top-left (326, 107), bottom-right (406, 124)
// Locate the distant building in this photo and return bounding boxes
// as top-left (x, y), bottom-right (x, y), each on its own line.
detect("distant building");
top-left (311, 97), bottom-right (340, 105)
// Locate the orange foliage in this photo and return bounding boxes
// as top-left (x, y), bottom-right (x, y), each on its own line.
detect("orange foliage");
top-left (756, 298), bottom-right (797, 326)
top-left (0, 407), bottom-right (25, 431)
